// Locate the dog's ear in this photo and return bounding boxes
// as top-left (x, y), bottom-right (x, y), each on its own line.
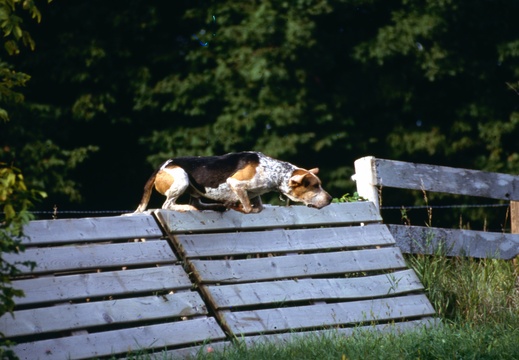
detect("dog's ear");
top-left (289, 173), bottom-right (306, 187)
top-left (309, 168), bottom-right (319, 174)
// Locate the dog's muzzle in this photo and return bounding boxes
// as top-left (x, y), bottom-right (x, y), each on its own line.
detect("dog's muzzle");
top-left (306, 193), bottom-right (333, 209)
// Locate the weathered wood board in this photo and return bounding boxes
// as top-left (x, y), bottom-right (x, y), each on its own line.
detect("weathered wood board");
top-left (3, 203), bottom-right (437, 358)
top-left (366, 157), bottom-right (519, 201)
top-left (20, 214), bottom-right (163, 245)
top-left (0, 292), bottom-right (206, 338)
top-left (191, 248), bottom-right (407, 284)
top-left (11, 317), bottom-right (226, 360)
top-left (161, 202), bottom-right (436, 339)
top-left (222, 294), bottom-right (434, 335)
top-left (243, 318), bottom-right (440, 347)
top-left (389, 224), bottom-right (519, 259)
top-left (175, 224), bottom-right (395, 257)
top-left (354, 156), bottom-right (519, 259)
top-left (10, 266), bottom-right (192, 306)
top-left (205, 269), bottom-right (423, 308)
top-left (4, 241), bottom-right (177, 274)
top-left (155, 202), bottom-right (382, 234)
top-left (2, 214), bottom-right (226, 360)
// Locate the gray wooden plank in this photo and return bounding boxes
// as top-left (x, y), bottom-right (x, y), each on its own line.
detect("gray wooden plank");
top-left (388, 224), bottom-right (519, 259)
top-left (129, 341), bottom-right (232, 360)
top-left (155, 202), bottom-right (381, 234)
top-left (204, 269), bottom-right (423, 308)
top-left (20, 214), bottom-right (163, 246)
top-left (374, 158), bottom-right (519, 201)
top-left (191, 247), bottom-right (407, 284)
top-left (12, 265), bottom-right (192, 306)
top-left (223, 294), bottom-right (435, 335)
top-left (244, 318), bottom-right (440, 346)
top-left (0, 292), bottom-right (206, 338)
top-left (12, 317), bottom-right (226, 360)
top-left (176, 224), bottom-right (394, 258)
top-left (4, 241), bottom-right (177, 275)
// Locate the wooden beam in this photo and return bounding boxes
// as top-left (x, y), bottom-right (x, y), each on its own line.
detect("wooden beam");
top-left (353, 156), bottom-right (380, 210)
top-left (511, 201), bottom-right (519, 234)
top-left (372, 158), bottom-right (519, 201)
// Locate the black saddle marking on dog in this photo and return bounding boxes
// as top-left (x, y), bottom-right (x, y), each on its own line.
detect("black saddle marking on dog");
top-left (168, 152), bottom-right (260, 190)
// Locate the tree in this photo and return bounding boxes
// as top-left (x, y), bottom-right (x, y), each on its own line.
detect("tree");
top-left (0, 2), bottom-right (48, 356)
top-left (0, 0), bottom-right (98, 208)
top-left (0, 0), bottom-right (43, 121)
top-left (2, 0), bottom-right (518, 226)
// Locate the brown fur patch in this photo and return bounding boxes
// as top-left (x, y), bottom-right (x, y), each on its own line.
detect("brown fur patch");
top-left (154, 169), bottom-right (175, 195)
top-left (289, 171), bottom-right (322, 200)
top-left (231, 163), bottom-right (258, 181)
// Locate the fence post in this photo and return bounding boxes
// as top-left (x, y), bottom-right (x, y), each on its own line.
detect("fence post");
top-left (512, 201), bottom-right (519, 234)
top-left (353, 156), bottom-right (380, 210)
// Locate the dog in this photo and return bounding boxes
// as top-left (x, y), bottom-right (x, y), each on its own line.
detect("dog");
top-left (135, 151), bottom-right (332, 213)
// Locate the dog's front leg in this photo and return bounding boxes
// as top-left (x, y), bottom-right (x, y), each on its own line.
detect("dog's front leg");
top-left (226, 178), bottom-right (259, 213)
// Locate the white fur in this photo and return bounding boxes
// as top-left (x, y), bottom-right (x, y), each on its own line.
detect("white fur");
top-left (161, 167), bottom-right (190, 209)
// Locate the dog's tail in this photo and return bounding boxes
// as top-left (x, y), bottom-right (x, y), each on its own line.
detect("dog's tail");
top-left (135, 169), bottom-right (159, 213)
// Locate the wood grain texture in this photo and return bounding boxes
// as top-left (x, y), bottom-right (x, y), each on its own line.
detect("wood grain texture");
top-left (0, 292), bottom-right (206, 338)
top-left (191, 247), bottom-right (407, 284)
top-left (204, 269), bottom-right (423, 309)
top-left (176, 224), bottom-right (394, 258)
top-left (11, 317), bottom-right (226, 360)
top-left (223, 294), bottom-right (435, 335)
top-left (243, 318), bottom-right (439, 346)
top-left (20, 214), bottom-right (163, 245)
top-left (389, 224), bottom-right (519, 259)
top-left (4, 241), bottom-right (177, 275)
top-left (12, 265), bottom-right (192, 306)
top-left (6, 201), bottom-right (438, 356)
top-left (374, 158), bottom-right (519, 201)
top-left (155, 202), bottom-right (382, 234)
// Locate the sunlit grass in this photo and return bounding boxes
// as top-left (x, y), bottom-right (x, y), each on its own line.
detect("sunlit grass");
top-left (126, 192), bottom-right (519, 359)
top-left (123, 252), bottom-right (519, 360)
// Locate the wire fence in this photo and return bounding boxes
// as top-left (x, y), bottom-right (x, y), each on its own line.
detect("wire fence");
top-left (20, 202), bottom-right (511, 216)
top-left (380, 203), bottom-right (509, 210)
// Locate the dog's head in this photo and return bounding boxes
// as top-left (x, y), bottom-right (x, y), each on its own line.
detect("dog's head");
top-left (284, 168), bottom-right (332, 209)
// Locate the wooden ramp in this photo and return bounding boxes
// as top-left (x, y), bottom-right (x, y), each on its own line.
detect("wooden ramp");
top-left (2, 202), bottom-right (436, 359)
top-left (1, 214), bottom-right (227, 360)
top-left (155, 202), bottom-right (436, 344)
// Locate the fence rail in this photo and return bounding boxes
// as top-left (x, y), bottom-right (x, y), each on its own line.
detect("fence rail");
top-left (353, 156), bottom-right (519, 259)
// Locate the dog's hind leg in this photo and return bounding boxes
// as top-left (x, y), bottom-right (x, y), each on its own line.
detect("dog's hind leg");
top-left (160, 167), bottom-right (194, 210)
top-left (189, 197), bottom-right (228, 212)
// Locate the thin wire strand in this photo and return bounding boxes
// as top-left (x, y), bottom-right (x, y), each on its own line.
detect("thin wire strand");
top-left (22, 203), bottom-right (511, 215)
top-left (381, 203), bottom-right (509, 210)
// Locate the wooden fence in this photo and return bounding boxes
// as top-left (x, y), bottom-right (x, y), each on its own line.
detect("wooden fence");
top-left (1, 202), bottom-right (436, 359)
top-left (353, 156), bottom-right (519, 259)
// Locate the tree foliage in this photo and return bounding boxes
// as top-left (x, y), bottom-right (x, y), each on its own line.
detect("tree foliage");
top-left (0, 0), bottom-right (50, 121)
top-left (0, 3), bottom-right (47, 356)
top-left (0, 163), bottom-right (44, 360)
top-left (0, 0), bottom-right (517, 220)
top-left (0, 164), bottom-right (44, 316)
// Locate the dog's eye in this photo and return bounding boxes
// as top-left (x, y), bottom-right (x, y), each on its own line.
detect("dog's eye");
top-left (313, 184), bottom-right (320, 189)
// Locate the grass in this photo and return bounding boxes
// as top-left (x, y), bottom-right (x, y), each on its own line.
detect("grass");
top-left (127, 321), bottom-right (519, 360)
top-left (123, 252), bottom-right (519, 360)
top-left (125, 193), bottom-right (519, 359)
top-left (198, 322), bottom-right (519, 360)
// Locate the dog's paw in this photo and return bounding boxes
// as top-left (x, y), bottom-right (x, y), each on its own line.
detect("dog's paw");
top-left (168, 204), bottom-right (199, 212)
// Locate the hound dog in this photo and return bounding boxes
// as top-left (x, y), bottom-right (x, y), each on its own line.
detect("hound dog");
top-left (135, 151), bottom-right (332, 213)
